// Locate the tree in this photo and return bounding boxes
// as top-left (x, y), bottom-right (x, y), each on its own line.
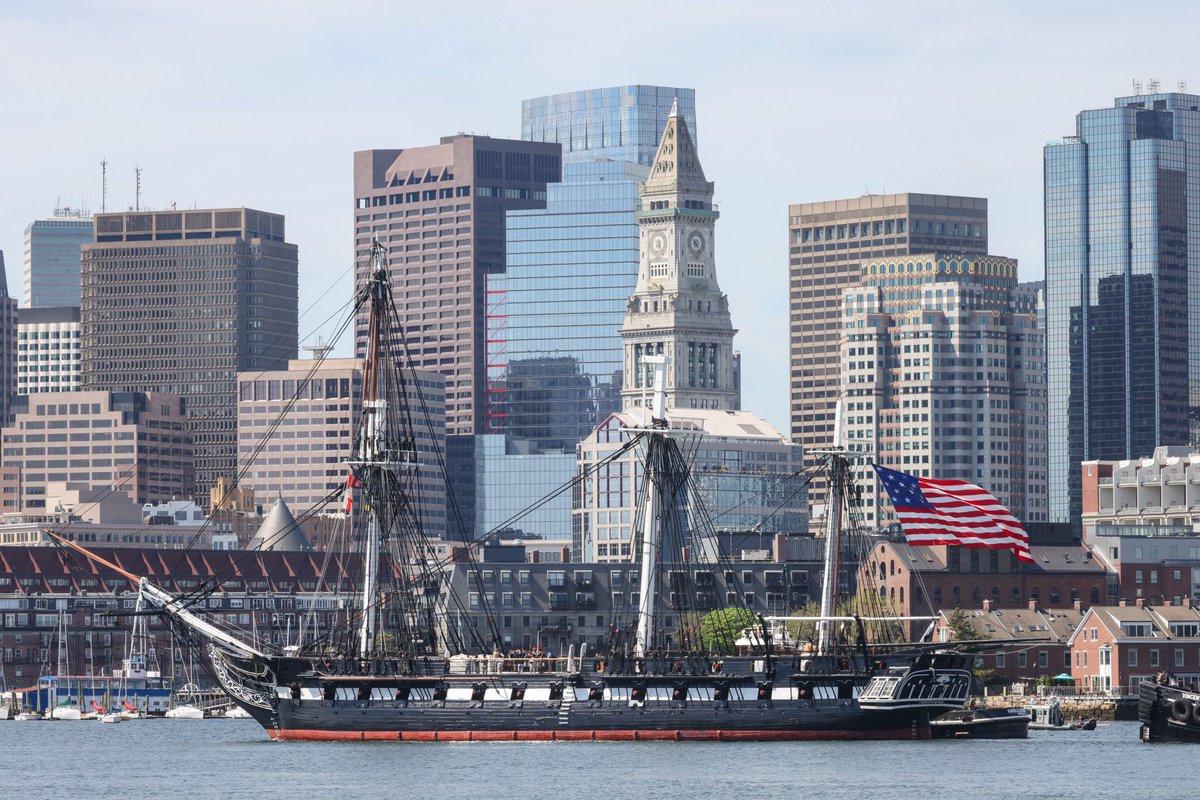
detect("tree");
top-left (944, 607), bottom-right (981, 642)
top-left (699, 607), bottom-right (759, 655)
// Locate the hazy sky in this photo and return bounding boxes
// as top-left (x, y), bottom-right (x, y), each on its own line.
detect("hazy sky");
top-left (2, 0), bottom-right (1198, 432)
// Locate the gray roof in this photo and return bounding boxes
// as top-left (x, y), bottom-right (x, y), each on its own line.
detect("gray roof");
top-left (247, 497), bottom-right (310, 552)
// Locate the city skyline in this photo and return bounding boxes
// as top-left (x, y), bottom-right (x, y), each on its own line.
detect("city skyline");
top-left (2, 1), bottom-right (1199, 432)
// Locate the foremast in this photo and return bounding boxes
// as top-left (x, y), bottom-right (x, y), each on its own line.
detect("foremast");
top-left (632, 355), bottom-right (670, 658)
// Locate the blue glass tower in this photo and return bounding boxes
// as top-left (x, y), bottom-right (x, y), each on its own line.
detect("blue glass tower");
top-left (458, 87), bottom-right (694, 540)
top-left (23, 215), bottom-right (93, 308)
top-left (489, 86), bottom-right (696, 449)
top-left (1045, 91), bottom-right (1200, 526)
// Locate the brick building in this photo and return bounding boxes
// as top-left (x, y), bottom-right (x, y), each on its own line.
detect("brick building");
top-left (1067, 601), bottom-right (1200, 695)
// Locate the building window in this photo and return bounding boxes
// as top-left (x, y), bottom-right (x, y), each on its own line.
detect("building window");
top-left (1151, 650), bottom-right (1160, 668)
top-left (1129, 649), bottom-right (1138, 667)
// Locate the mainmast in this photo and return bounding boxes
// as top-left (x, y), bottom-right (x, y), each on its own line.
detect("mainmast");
top-left (348, 240), bottom-right (399, 662)
top-left (633, 355), bottom-right (669, 659)
top-left (814, 400), bottom-right (864, 656)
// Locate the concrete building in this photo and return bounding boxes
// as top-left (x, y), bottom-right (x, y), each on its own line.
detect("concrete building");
top-left (788, 193), bottom-right (988, 509)
top-left (352, 136), bottom-right (561, 437)
top-left (1081, 447), bottom-right (1200, 604)
top-left (0, 390), bottom-right (193, 510)
top-left (0, 486), bottom-right (208, 548)
top-left (236, 357), bottom-right (448, 539)
top-left (575, 408), bottom-right (806, 563)
top-left (16, 306), bottom-right (80, 394)
top-left (861, 538), bottom-right (1108, 639)
top-left (1068, 601), bottom-right (1200, 694)
top-left (23, 211), bottom-right (93, 308)
top-left (841, 255), bottom-right (1047, 526)
top-left (621, 100), bottom-right (738, 412)
top-left (0, 252), bottom-right (15, 425)
top-left (1046, 91), bottom-right (1200, 528)
top-left (81, 208), bottom-right (298, 505)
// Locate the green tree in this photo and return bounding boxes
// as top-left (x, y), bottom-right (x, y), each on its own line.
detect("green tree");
top-left (699, 607), bottom-right (759, 655)
top-left (944, 607), bottom-right (981, 641)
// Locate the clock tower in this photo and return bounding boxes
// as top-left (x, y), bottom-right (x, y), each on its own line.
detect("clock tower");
top-left (620, 99), bottom-right (738, 412)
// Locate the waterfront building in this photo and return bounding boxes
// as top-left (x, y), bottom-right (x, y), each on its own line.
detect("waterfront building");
top-left (16, 306), bottom-right (80, 394)
top-left (236, 357), bottom-right (448, 538)
top-left (352, 136), bottom-right (560, 437)
top-left (861, 538), bottom-right (1108, 639)
top-left (575, 408), bottom-right (806, 563)
top-left (840, 255), bottom-right (1047, 526)
top-left (438, 546), bottom-right (822, 655)
top-left (788, 194), bottom-right (988, 511)
top-left (1046, 91), bottom-right (1200, 528)
top-left (80, 208), bottom-right (298, 505)
top-left (0, 486), bottom-right (204, 548)
top-left (1080, 447), bottom-right (1200, 604)
top-left (0, 252), bottom-right (15, 425)
top-left (1068, 600), bottom-right (1200, 694)
top-left (0, 545), bottom-right (349, 687)
top-left (620, 100), bottom-right (738, 412)
top-left (931, 601), bottom-right (1084, 685)
top-left (0, 390), bottom-right (193, 509)
top-left (23, 211), bottom-right (93, 308)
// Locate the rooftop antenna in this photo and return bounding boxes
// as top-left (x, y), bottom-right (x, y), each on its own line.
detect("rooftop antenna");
top-left (1179, 79), bottom-right (1189, 93)
top-left (1148, 78), bottom-right (1161, 94)
top-left (135, 166), bottom-right (142, 212)
top-left (1133, 79), bottom-right (1143, 96)
top-left (303, 337), bottom-right (335, 361)
top-left (100, 158), bottom-right (108, 213)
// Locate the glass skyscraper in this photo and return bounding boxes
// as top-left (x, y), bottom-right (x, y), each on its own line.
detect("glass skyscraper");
top-left (457, 87), bottom-right (694, 540)
top-left (23, 214), bottom-right (93, 308)
top-left (1045, 91), bottom-right (1200, 526)
top-left (490, 85), bottom-right (696, 448)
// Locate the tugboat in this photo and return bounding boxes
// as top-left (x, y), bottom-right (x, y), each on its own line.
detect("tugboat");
top-left (1139, 676), bottom-right (1200, 742)
top-left (51, 242), bottom-right (974, 742)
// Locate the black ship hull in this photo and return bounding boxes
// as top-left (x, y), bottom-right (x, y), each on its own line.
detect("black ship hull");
top-left (930, 707), bottom-right (1030, 739)
top-left (215, 648), bottom-right (973, 743)
top-left (1138, 681), bottom-right (1200, 743)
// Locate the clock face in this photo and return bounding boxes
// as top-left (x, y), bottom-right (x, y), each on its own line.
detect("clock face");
top-left (688, 231), bottom-right (705, 256)
top-left (650, 232), bottom-right (667, 255)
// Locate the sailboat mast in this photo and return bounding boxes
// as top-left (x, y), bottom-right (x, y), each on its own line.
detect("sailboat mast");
top-left (817, 402), bottom-right (847, 656)
top-left (355, 241), bottom-right (390, 661)
top-left (634, 355), bottom-right (668, 658)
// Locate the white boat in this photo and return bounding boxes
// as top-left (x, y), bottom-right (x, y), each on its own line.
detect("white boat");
top-left (99, 712), bottom-right (122, 724)
top-left (14, 711), bottom-right (41, 722)
top-left (165, 704), bottom-right (204, 720)
top-left (223, 705), bottom-right (252, 719)
top-left (46, 706), bottom-right (83, 721)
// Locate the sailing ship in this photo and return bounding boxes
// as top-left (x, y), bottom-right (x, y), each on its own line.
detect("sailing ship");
top-left (51, 243), bottom-right (973, 742)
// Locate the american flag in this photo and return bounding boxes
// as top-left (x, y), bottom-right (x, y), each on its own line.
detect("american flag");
top-left (873, 464), bottom-right (1033, 563)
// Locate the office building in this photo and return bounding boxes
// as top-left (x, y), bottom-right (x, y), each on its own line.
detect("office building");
top-left (80, 208), bottom-right (298, 504)
top-left (0, 390), bottom-right (193, 509)
top-left (16, 306), bottom-right (81, 394)
top-left (352, 136), bottom-right (560, 437)
top-left (576, 408), bottom-right (806, 562)
top-left (1046, 91), bottom-right (1200, 528)
top-left (788, 194), bottom-right (988, 510)
top-left (23, 211), bottom-right (93, 308)
top-left (621, 99), bottom-right (738, 411)
top-left (841, 255), bottom-right (1047, 526)
top-left (0, 252), bottom-right (15, 425)
top-left (236, 357), bottom-right (449, 538)
top-left (501, 86), bottom-right (695, 446)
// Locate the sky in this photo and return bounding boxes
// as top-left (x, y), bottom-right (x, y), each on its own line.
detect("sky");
top-left (2, 0), bottom-right (1198, 433)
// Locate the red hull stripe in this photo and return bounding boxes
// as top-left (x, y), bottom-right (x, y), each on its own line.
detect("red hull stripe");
top-left (268, 727), bottom-right (928, 742)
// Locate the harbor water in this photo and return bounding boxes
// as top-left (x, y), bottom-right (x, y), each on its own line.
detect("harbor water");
top-left (1, 719), bottom-right (1190, 799)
